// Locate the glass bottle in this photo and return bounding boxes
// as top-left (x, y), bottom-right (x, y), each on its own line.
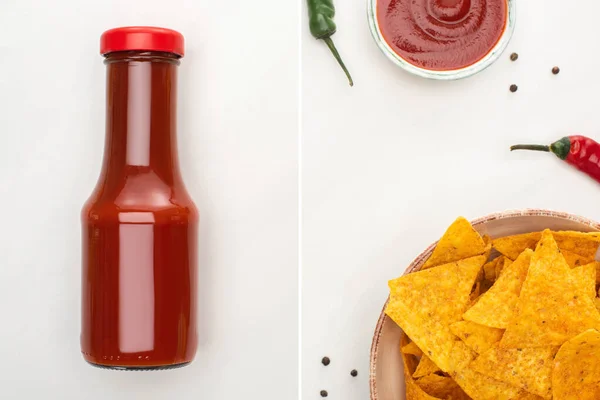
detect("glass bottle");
top-left (81, 27), bottom-right (198, 370)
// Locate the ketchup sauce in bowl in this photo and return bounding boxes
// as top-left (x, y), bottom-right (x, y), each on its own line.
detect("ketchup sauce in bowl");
top-left (368, 0), bottom-right (515, 79)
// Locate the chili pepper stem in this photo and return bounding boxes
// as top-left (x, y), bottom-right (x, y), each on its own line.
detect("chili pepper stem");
top-left (323, 37), bottom-right (354, 87)
top-left (510, 145), bottom-right (551, 152)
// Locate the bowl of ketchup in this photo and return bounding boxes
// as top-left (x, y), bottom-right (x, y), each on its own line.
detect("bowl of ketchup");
top-left (368, 0), bottom-right (515, 80)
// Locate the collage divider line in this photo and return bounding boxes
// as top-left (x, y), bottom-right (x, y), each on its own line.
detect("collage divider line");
top-left (297, 0), bottom-right (303, 398)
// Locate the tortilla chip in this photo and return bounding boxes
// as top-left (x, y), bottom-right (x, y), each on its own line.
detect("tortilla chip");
top-left (552, 329), bottom-right (600, 400)
top-left (561, 249), bottom-right (594, 268)
top-left (483, 234), bottom-right (491, 245)
top-left (483, 262), bottom-right (496, 281)
top-left (463, 249), bottom-right (533, 329)
top-left (483, 257), bottom-right (503, 281)
top-left (450, 320), bottom-right (504, 354)
top-left (496, 257), bottom-right (511, 280)
top-left (572, 263), bottom-right (596, 300)
top-left (403, 352), bottom-right (443, 400)
top-left (583, 261), bottom-right (600, 284)
top-left (500, 231), bottom-right (600, 348)
top-left (413, 355), bottom-right (441, 378)
top-left (423, 217), bottom-right (486, 269)
top-left (595, 261), bottom-right (600, 283)
top-left (416, 374), bottom-right (469, 399)
top-left (483, 256), bottom-right (512, 284)
top-left (470, 344), bottom-right (558, 399)
top-left (493, 233), bottom-right (540, 260)
top-left (402, 341), bottom-right (424, 357)
top-left (448, 340), bottom-right (477, 372)
top-left (449, 341), bottom-right (535, 399)
top-left (470, 294), bottom-right (484, 308)
top-left (452, 364), bottom-right (522, 400)
top-left (553, 231), bottom-right (600, 258)
top-left (511, 393), bottom-right (545, 400)
top-left (470, 281), bottom-right (481, 304)
top-left (402, 339), bottom-right (421, 376)
top-left (595, 297), bottom-right (600, 313)
top-left (483, 236), bottom-right (493, 259)
top-left (386, 255), bottom-right (486, 371)
top-left (493, 231), bottom-right (600, 261)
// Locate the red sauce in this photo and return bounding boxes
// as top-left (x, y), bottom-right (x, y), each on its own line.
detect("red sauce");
top-left (377, 0), bottom-right (507, 71)
top-left (81, 51), bottom-right (198, 369)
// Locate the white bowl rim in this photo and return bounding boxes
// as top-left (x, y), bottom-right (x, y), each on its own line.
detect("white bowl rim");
top-left (367, 0), bottom-right (517, 80)
top-left (369, 209), bottom-right (600, 400)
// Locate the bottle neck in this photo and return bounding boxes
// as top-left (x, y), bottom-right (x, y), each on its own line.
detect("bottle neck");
top-left (102, 51), bottom-right (181, 184)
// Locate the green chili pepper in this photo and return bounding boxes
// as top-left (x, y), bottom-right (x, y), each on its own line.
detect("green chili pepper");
top-left (307, 0), bottom-right (353, 86)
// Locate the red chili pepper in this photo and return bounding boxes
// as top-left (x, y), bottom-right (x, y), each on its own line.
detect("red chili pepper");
top-left (511, 136), bottom-right (600, 183)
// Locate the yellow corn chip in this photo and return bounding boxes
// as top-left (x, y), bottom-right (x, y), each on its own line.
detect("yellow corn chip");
top-left (496, 257), bottom-right (511, 280)
top-left (483, 235), bottom-right (493, 259)
top-left (446, 340), bottom-right (526, 399)
top-left (483, 257), bottom-right (503, 281)
top-left (553, 231), bottom-right (600, 258)
top-left (470, 281), bottom-right (481, 304)
top-left (493, 231), bottom-right (600, 260)
top-left (583, 261), bottom-right (600, 284)
top-left (395, 219), bottom-right (600, 399)
top-left (402, 341), bottom-right (424, 357)
top-left (463, 249), bottom-right (533, 329)
top-left (474, 235), bottom-right (491, 284)
top-left (483, 234), bottom-right (491, 245)
top-left (413, 355), bottom-right (441, 378)
top-left (447, 337), bottom-right (547, 399)
top-left (416, 374), bottom-right (469, 400)
top-left (449, 320), bottom-right (504, 354)
top-left (386, 255), bottom-right (486, 371)
top-left (423, 217), bottom-right (486, 269)
top-left (511, 392), bottom-right (545, 400)
top-left (500, 231), bottom-right (600, 348)
top-left (470, 344), bottom-right (558, 399)
top-left (572, 263), bottom-right (596, 300)
top-left (448, 340), bottom-right (477, 372)
top-left (403, 352), bottom-right (443, 400)
top-left (452, 364), bottom-right (522, 400)
top-left (401, 336), bottom-right (421, 376)
top-left (561, 249), bottom-right (594, 268)
top-left (493, 233), bottom-right (540, 260)
top-left (483, 262), bottom-right (496, 281)
top-left (552, 329), bottom-right (600, 400)
top-left (470, 294), bottom-right (484, 307)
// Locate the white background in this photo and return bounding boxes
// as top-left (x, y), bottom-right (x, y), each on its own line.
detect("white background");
top-left (3, 0), bottom-right (600, 399)
top-left (0, 1), bottom-right (298, 399)
top-left (302, 0), bottom-right (600, 399)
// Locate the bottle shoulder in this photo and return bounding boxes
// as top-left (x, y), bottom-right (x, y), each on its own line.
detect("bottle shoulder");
top-left (82, 170), bottom-right (198, 224)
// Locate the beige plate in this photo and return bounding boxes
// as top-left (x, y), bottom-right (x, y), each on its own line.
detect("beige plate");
top-left (369, 209), bottom-right (600, 400)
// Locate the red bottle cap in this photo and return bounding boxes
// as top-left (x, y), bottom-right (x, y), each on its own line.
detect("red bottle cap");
top-left (100, 26), bottom-right (185, 57)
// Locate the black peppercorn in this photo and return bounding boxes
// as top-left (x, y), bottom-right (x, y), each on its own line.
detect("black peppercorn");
top-left (552, 66), bottom-right (560, 75)
top-left (510, 53), bottom-right (518, 61)
top-left (321, 357), bottom-right (330, 366)
top-left (320, 390), bottom-right (328, 397)
top-left (510, 84), bottom-right (518, 93)
top-left (351, 369), bottom-right (358, 377)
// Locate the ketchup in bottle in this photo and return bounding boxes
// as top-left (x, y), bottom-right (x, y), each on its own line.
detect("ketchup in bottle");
top-left (81, 27), bottom-right (198, 370)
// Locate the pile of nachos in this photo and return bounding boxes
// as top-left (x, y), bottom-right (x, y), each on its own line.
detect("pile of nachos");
top-left (386, 217), bottom-right (600, 400)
